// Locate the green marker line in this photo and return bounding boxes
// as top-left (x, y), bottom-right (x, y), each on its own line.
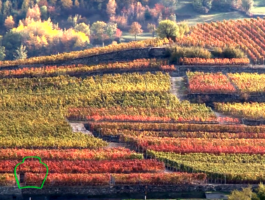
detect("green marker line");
top-left (14, 156), bottom-right (49, 189)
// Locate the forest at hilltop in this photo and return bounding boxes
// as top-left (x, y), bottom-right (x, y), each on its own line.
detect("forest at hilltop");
top-left (0, 0), bottom-right (256, 61)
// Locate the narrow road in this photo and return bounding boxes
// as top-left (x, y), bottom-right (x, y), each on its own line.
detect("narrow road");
top-left (170, 76), bottom-right (187, 101)
top-left (107, 142), bottom-right (129, 148)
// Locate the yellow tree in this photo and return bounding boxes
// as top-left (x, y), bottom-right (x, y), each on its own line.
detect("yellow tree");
top-left (12, 18), bottom-right (90, 55)
top-left (61, 0), bottom-right (72, 9)
top-left (129, 22), bottom-right (143, 41)
top-left (107, 0), bottom-right (117, 18)
top-left (4, 15), bottom-right (15, 30)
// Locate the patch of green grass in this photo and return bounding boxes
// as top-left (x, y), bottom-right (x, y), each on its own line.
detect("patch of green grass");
top-left (251, 6), bottom-right (265, 15)
top-left (185, 11), bottom-right (247, 26)
top-left (175, 0), bottom-right (247, 25)
top-left (176, 0), bottom-right (198, 15)
top-left (121, 32), bottom-right (153, 42)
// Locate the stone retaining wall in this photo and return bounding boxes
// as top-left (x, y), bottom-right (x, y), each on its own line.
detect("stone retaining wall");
top-left (0, 48), bottom-right (168, 71)
top-left (172, 65), bottom-right (265, 76)
top-left (187, 90), bottom-right (265, 103)
top-left (0, 184), bottom-right (257, 197)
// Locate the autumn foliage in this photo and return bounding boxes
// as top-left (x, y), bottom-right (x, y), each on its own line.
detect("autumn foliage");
top-left (24, 172), bottom-right (206, 186)
top-left (2, 159), bottom-right (165, 173)
top-left (0, 148), bottom-right (143, 161)
top-left (176, 18), bottom-right (265, 63)
top-left (187, 72), bottom-right (237, 94)
top-left (179, 58), bottom-right (250, 65)
top-left (0, 59), bottom-right (173, 78)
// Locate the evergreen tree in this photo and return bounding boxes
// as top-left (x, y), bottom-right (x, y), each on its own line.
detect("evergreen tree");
top-left (2, 31), bottom-right (22, 60)
top-left (0, 46), bottom-right (6, 61)
top-left (40, 6), bottom-right (48, 20)
top-left (14, 45), bottom-right (28, 60)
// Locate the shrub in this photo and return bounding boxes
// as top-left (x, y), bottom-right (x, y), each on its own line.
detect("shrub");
top-left (211, 47), bottom-right (223, 57)
top-left (169, 46), bottom-right (211, 64)
top-left (192, 0), bottom-right (213, 14)
top-left (212, 0), bottom-right (234, 11)
top-left (222, 47), bottom-right (246, 58)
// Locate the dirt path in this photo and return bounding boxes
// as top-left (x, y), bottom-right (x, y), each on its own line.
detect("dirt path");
top-left (171, 76), bottom-right (187, 101)
top-left (106, 142), bottom-right (129, 148)
top-left (213, 110), bottom-right (242, 125)
top-left (69, 123), bottom-right (93, 136)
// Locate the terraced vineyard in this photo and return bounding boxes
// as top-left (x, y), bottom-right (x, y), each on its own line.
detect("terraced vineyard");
top-left (1, 18), bottom-right (265, 198)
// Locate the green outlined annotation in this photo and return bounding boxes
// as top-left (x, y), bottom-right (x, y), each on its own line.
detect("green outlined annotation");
top-left (14, 156), bottom-right (49, 189)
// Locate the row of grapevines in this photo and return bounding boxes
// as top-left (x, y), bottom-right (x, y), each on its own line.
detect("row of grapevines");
top-left (180, 58), bottom-right (250, 65)
top-left (0, 174), bottom-right (15, 186)
top-left (67, 105), bottom-right (217, 123)
top-left (89, 122), bottom-right (265, 133)
top-left (146, 150), bottom-right (265, 163)
top-left (0, 91), bottom-right (178, 112)
top-left (98, 128), bottom-right (265, 139)
top-left (0, 72), bottom-right (171, 95)
top-left (148, 152), bottom-right (265, 184)
top-left (0, 134), bottom-right (107, 149)
top-left (0, 148), bottom-right (143, 160)
top-left (176, 18), bottom-right (265, 63)
top-left (214, 102), bottom-right (265, 120)
top-left (227, 73), bottom-right (265, 94)
top-left (24, 172), bottom-right (206, 186)
top-left (0, 111), bottom-right (72, 137)
top-left (1, 159), bottom-right (164, 173)
top-left (0, 59), bottom-right (171, 78)
top-left (188, 72), bottom-right (265, 95)
top-left (126, 136), bottom-right (265, 154)
top-left (87, 115), bottom-right (172, 122)
top-left (187, 72), bottom-right (236, 94)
